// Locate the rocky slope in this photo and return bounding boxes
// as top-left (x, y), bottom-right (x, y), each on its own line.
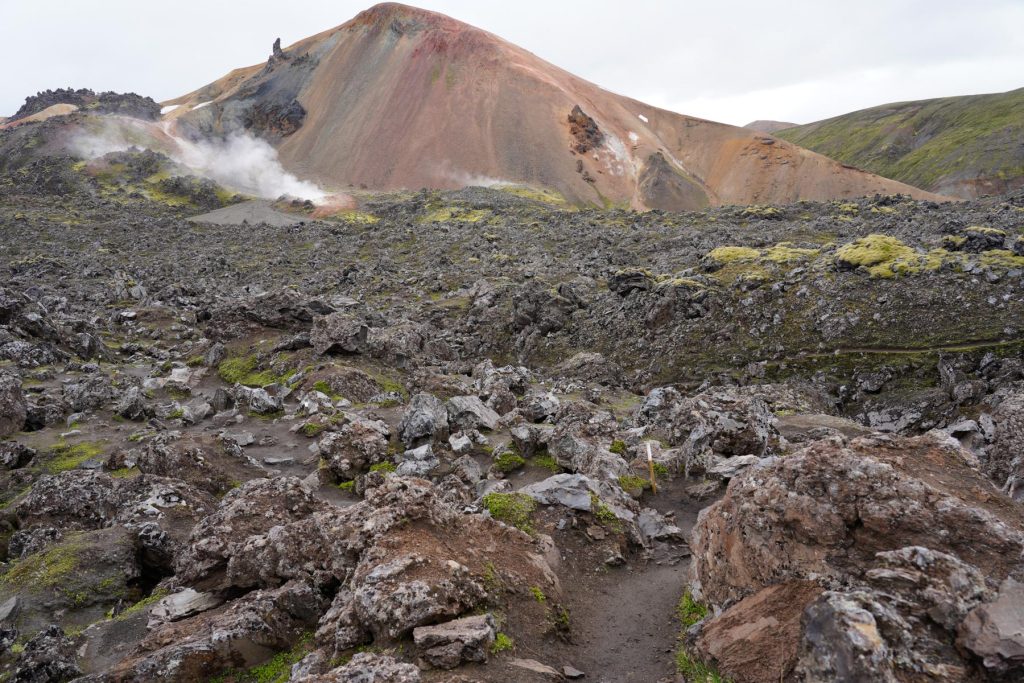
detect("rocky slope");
top-left (742, 120), bottom-right (798, 134)
top-left (163, 2), bottom-right (942, 210)
top-left (777, 87), bottom-right (1024, 199)
top-left (1, 124), bottom-right (1024, 680)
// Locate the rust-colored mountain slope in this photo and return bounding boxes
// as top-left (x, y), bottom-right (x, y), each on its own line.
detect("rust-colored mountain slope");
top-left (167, 3), bottom-right (944, 209)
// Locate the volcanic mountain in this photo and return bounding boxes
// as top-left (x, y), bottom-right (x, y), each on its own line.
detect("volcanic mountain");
top-left (166, 2), bottom-right (941, 209)
top-left (777, 87), bottom-right (1024, 199)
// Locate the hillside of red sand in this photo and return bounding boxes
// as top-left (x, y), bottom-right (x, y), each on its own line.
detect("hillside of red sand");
top-left (167, 3), bottom-right (944, 209)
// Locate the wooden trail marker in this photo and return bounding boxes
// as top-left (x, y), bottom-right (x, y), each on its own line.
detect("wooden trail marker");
top-left (646, 441), bottom-right (658, 494)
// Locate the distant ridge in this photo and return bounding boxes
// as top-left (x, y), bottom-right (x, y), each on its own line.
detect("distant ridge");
top-left (777, 87), bottom-right (1024, 199)
top-left (743, 120), bottom-right (798, 134)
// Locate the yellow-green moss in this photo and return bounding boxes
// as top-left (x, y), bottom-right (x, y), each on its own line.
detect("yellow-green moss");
top-left (218, 355), bottom-right (295, 388)
top-left (490, 632), bottom-right (514, 654)
top-left (482, 492), bottom-right (536, 533)
top-left (493, 451), bottom-right (526, 473)
top-left (707, 246), bottom-right (760, 263)
top-left (979, 249), bottom-right (1024, 269)
top-left (114, 588), bottom-right (170, 620)
top-left (46, 440), bottom-right (105, 473)
top-left (834, 234), bottom-right (921, 277)
top-left (740, 205), bottom-right (782, 219)
top-left (421, 207), bottom-right (490, 223)
top-left (1, 537), bottom-right (83, 589)
top-left (965, 225), bottom-right (1006, 236)
top-left (618, 474), bottom-right (651, 497)
top-left (762, 243), bottom-right (820, 263)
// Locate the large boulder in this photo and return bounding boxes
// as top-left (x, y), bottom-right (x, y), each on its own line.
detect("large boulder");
top-left (446, 395), bottom-right (499, 432)
top-left (318, 415), bottom-right (391, 481)
top-left (413, 613), bottom-right (496, 669)
top-left (984, 389), bottom-right (1024, 500)
top-left (958, 577), bottom-right (1024, 675)
top-left (691, 433), bottom-right (1024, 607)
top-left (294, 652), bottom-right (421, 683)
top-left (311, 312), bottom-right (368, 355)
top-left (637, 385), bottom-right (777, 478)
top-left (0, 373), bottom-right (27, 438)
top-left (689, 433), bottom-right (1024, 682)
top-left (546, 401), bottom-right (628, 480)
top-left (398, 393), bottom-right (449, 448)
top-left (109, 580), bottom-right (324, 682)
top-left (173, 477), bottom-right (324, 589)
top-left (796, 547), bottom-right (995, 683)
top-left (172, 475), bottom-right (558, 663)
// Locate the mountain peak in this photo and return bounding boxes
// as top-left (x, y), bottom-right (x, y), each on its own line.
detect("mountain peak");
top-left (168, 3), bottom-right (943, 209)
top-left (350, 3), bottom-right (468, 34)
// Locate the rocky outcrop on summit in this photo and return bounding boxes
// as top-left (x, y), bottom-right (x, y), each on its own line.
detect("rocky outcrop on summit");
top-left (8, 88), bottom-right (161, 123)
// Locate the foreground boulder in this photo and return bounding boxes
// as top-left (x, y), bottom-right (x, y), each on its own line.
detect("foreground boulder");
top-left (689, 432), bottom-right (1024, 682)
top-left (170, 475), bottom-right (558, 671)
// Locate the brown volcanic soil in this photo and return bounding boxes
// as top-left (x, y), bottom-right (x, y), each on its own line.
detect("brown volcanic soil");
top-left (168, 2), bottom-right (945, 210)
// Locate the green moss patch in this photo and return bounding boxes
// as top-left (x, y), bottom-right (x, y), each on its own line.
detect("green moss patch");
top-left (218, 354), bottom-right (295, 388)
top-left (1, 537), bottom-right (82, 589)
top-left (46, 440), bottom-right (106, 473)
top-left (482, 492), bottom-right (536, 533)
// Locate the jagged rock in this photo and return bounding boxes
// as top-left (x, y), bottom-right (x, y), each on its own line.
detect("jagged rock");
top-left (797, 591), bottom-right (897, 683)
top-left (0, 441), bottom-right (35, 469)
top-left (15, 470), bottom-right (215, 573)
top-left (795, 546), bottom-right (995, 683)
top-left (0, 526), bottom-right (142, 636)
top-left (519, 473), bottom-right (679, 545)
top-left (554, 351), bottom-right (622, 386)
top-left (231, 384), bottom-right (283, 414)
top-left (509, 422), bottom-right (553, 458)
top-left (691, 434), bottom-right (1024, 609)
top-left (366, 321), bottom-right (426, 367)
top-left (318, 415), bottom-right (391, 481)
top-left (308, 366), bottom-right (383, 403)
top-left (395, 444), bottom-right (438, 477)
top-left (311, 312), bottom-right (368, 355)
top-left (984, 390), bottom-right (1024, 499)
top-left (519, 390), bottom-right (560, 423)
top-left (295, 652), bottom-right (421, 682)
top-left (448, 432), bottom-right (473, 454)
top-left (114, 386), bottom-right (147, 420)
top-left (11, 625), bottom-right (81, 683)
top-left (129, 433), bottom-right (252, 495)
top-left (446, 395), bottom-right (499, 432)
top-left (547, 401), bottom-right (627, 480)
top-left (412, 612), bottom-right (495, 669)
top-left (691, 432), bottom-right (1024, 681)
top-left (203, 342), bottom-right (226, 368)
top-left (147, 588), bottom-right (224, 627)
top-left (958, 577), bottom-right (1024, 676)
top-left (398, 393), bottom-right (449, 447)
top-left (112, 581), bottom-right (324, 682)
top-left (509, 658), bottom-right (563, 678)
top-left (608, 267), bottom-right (655, 295)
top-left (0, 374), bottom-right (27, 438)
top-left (692, 581), bottom-right (823, 683)
top-left (636, 386), bottom-right (776, 476)
top-left (174, 477), bottom-right (323, 588)
top-left (61, 374), bottom-right (114, 412)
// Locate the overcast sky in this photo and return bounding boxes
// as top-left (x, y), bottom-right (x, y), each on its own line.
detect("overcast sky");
top-left (3, 1), bottom-right (1023, 125)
